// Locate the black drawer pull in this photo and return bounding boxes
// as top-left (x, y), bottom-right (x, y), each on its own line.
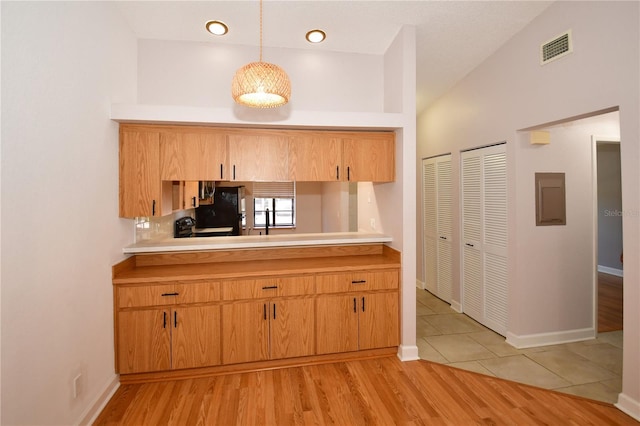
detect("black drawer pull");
top-left (273, 303), bottom-right (276, 319)
top-left (163, 312), bottom-right (167, 328)
top-left (351, 280), bottom-right (366, 284)
top-left (161, 292), bottom-right (179, 297)
top-left (362, 297), bottom-right (365, 312)
top-left (262, 285), bottom-right (278, 290)
top-left (353, 298), bottom-right (357, 313)
top-left (174, 311), bottom-right (178, 328)
top-left (263, 304), bottom-right (267, 320)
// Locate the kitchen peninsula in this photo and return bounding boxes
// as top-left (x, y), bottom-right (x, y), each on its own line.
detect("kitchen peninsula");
top-left (113, 235), bottom-right (400, 383)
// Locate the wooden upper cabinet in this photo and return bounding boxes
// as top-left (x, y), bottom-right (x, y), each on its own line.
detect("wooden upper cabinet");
top-left (289, 134), bottom-right (342, 181)
top-left (119, 129), bottom-right (166, 218)
top-left (342, 133), bottom-right (395, 182)
top-left (228, 133), bottom-right (289, 181)
top-left (160, 131), bottom-right (228, 181)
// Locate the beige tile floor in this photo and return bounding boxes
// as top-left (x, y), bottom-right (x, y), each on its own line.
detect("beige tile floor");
top-left (416, 288), bottom-right (623, 404)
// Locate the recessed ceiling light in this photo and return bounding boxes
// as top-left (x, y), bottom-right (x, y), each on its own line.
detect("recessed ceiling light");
top-left (306, 29), bottom-right (326, 43)
top-left (205, 20), bottom-right (228, 36)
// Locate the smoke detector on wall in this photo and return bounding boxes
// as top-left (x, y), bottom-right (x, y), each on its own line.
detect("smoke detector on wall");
top-left (540, 30), bottom-right (573, 65)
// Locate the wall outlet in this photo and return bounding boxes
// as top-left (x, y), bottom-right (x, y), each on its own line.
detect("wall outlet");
top-left (73, 373), bottom-right (82, 399)
top-left (370, 218), bottom-right (376, 229)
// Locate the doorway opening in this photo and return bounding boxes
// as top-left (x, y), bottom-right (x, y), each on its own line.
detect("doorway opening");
top-left (593, 137), bottom-right (623, 332)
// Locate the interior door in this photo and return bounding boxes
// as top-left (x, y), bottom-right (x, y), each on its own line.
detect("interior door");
top-left (436, 157), bottom-right (453, 303)
top-left (422, 158), bottom-right (438, 294)
top-left (461, 152), bottom-right (483, 323)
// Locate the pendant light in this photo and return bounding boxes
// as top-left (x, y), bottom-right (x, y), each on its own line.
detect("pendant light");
top-left (231, 0), bottom-right (291, 108)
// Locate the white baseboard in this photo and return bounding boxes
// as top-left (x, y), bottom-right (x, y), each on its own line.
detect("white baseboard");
top-left (505, 327), bottom-right (595, 349)
top-left (416, 279), bottom-right (425, 290)
top-left (450, 299), bottom-right (462, 313)
top-left (598, 265), bottom-right (623, 277)
top-left (78, 375), bottom-right (120, 426)
top-left (616, 393), bottom-right (640, 421)
top-left (397, 344), bottom-right (420, 361)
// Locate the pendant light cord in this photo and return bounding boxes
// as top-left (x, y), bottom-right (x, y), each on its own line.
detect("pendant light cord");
top-left (259, 0), bottom-right (263, 62)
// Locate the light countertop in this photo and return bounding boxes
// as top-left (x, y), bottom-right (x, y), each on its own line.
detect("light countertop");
top-left (123, 232), bottom-right (393, 254)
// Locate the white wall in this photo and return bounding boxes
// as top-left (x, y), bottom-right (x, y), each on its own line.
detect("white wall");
top-left (417, 1), bottom-right (639, 418)
top-left (321, 182), bottom-right (349, 233)
top-left (137, 39), bottom-right (384, 112)
top-left (1, 2), bottom-right (137, 424)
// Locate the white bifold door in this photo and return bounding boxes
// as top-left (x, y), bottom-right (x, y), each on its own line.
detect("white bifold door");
top-left (461, 144), bottom-right (508, 336)
top-left (422, 154), bottom-right (452, 303)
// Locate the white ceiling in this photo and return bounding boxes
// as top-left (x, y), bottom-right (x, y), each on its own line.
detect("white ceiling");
top-left (115, 0), bottom-right (553, 113)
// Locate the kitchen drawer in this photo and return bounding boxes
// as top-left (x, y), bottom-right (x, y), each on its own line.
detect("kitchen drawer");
top-left (222, 276), bottom-right (314, 300)
top-left (118, 284), bottom-right (178, 308)
top-left (316, 270), bottom-right (399, 294)
top-left (118, 281), bottom-right (220, 308)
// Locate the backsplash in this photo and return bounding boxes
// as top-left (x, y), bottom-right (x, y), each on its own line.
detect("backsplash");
top-left (134, 209), bottom-right (195, 242)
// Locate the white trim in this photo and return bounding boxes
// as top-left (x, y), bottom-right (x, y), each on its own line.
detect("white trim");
top-left (615, 393), bottom-right (640, 422)
top-left (111, 104), bottom-right (406, 130)
top-left (416, 279), bottom-right (425, 289)
top-left (397, 345), bottom-right (420, 361)
top-left (505, 327), bottom-right (595, 349)
top-left (450, 299), bottom-right (462, 313)
top-left (78, 375), bottom-right (119, 426)
top-left (597, 265), bottom-right (624, 277)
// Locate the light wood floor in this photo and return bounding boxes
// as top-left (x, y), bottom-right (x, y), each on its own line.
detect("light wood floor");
top-left (94, 356), bottom-right (638, 425)
top-left (599, 272), bottom-right (623, 332)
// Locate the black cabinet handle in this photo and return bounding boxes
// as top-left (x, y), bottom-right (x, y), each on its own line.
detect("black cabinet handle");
top-left (347, 166), bottom-right (351, 181)
top-left (233, 165), bottom-right (236, 180)
top-left (220, 164), bottom-right (224, 179)
top-left (466, 243), bottom-right (474, 247)
top-left (152, 200), bottom-right (156, 216)
top-left (336, 165), bottom-right (339, 180)
top-left (174, 311), bottom-right (177, 328)
top-left (163, 311), bottom-right (167, 328)
top-left (161, 292), bottom-right (179, 297)
top-left (273, 303), bottom-right (276, 319)
top-left (351, 280), bottom-right (366, 284)
top-left (261, 285), bottom-right (278, 290)
top-left (353, 298), bottom-right (357, 313)
top-left (263, 304), bottom-right (267, 320)
top-left (192, 196), bottom-right (197, 207)
top-left (362, 297), bottom-right (365, 312)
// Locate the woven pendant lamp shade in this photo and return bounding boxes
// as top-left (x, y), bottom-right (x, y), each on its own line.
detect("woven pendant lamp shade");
top-left (231, 61), bottom-right (291, 108)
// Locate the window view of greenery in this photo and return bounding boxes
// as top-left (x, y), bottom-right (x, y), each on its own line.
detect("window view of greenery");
top-left (254, 198), bottom-right (295, 227)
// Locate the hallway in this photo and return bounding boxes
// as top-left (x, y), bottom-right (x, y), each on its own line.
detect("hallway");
top-left (416, 288), bottom-right (623, 404)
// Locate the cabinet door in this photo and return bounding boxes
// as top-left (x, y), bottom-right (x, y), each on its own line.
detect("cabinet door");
top-left (270, 299), bottom-right (315, 359)
top-left (358, 292), bottom-right (399, 350)
top-left (119, 130), bottom-right (163, 217)
top-left (315, 294), bottom-right (358, 354)
top-left (288, 134), bottom-right (342, 181)
top-left (222, 301), bottom-right (269, 364)
top-left (117, 309), bottom-right (171, 374)
top-left (228, 133), bottom-right (289, 181)
top-left (172, 305), bottom-right (221, 370)
top-left (342, 133), bottom-right (395, 182)
top-left (160, 132), bottom-right (228, 181)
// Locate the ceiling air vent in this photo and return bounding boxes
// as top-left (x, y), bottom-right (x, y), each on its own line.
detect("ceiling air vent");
top-left (541, 30), bottom-right (572, 65)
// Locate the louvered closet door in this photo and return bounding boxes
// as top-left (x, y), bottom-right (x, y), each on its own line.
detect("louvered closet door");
top-left (482, 147), bottom-right (508, 335)
top-left (422, 155), bottom-right (452, 302)
top-left (461, 144), bottom-right (507, 336)
top-left (436, 157), bottom-right (453, 303)
top-left (422, 159), bottom-right (437, 294)
top-left (461, 153), bottom-right (483, 323)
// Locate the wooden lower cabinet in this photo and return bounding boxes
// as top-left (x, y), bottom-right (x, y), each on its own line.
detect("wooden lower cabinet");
top-left (222, 298), bottom-right (315, 364)
top-left (117, 305), bottom-right (220, 374)
top-left (316, 291), bottom-right (398, 355)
